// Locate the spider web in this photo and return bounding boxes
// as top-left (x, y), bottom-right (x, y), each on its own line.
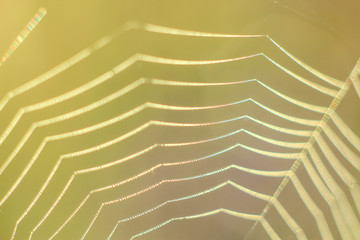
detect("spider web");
top-left (0, 2), bottom-right (359, 240)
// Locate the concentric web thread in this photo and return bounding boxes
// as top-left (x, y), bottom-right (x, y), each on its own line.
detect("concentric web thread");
top-left (0, 18), bottom-right (359, 240)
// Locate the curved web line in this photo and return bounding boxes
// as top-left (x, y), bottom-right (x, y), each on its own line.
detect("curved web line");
top-left (306, 145), bottom-right (360, 238)
top-left (315, 134), bottom-right (360, 209)
top-left (300, 154), bottom-right (354, 239)
top-left (350, 59), bottom-right (360, 98)
top-left (245, 64), bottom-right (360, 239)
top-left (141, 22), bottom-right (343, 87)
top-left (0, 20), bottom-right (136, 112)
top-left (2, 21), bottom-right (359, 240)
top-left (0, 51), bottom-right (336, 148)
top-left (73, 136), bottom-right (330, 240)
top-left (106, 180), bottom-right (305, 240)
top-left (331, 112), bottom-right (360, 152)
top-left (19, 101), bottom-right (340, 240)
top-left (0, 20), bottom-right (340, 113)
top-left (0, 55), bottom-right (324, 206)
top-left (81, 164), bottom-right (284, 239)
top-left (48, 134), bottom-right (309, 240)
top-left (322, 124), bottom-right (360, 171)
top-left (11, 114), bottom-right (304, 240)
top-left (128, 208), bottom-right (278, 240)
top-left (0, 76), bottom-right (322, 179)
top-left (9, 71), bottom-right (319, 237)
top-left (28, 154), bottom-right (289, 239)
top-left (79, 164), bottom-right (286, 240)
top-left (0, 93), bottom-right (317, 209)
